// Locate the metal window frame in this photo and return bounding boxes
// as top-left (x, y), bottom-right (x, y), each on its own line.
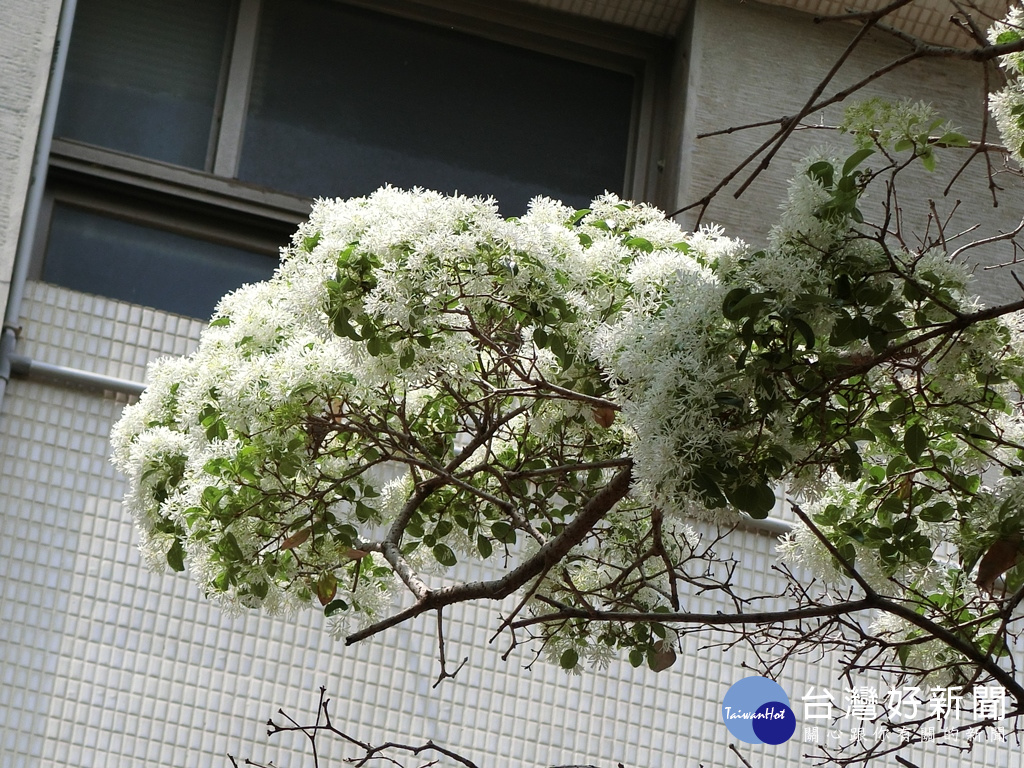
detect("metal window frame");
top-left (213, 0), bottom-right (262, 177)
top-left (318, 0), bottom-right (672, 204)
top-left (32, 0), bottom-right (672, 300)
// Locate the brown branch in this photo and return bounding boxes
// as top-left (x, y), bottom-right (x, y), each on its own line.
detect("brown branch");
top-left (508, 597), bottom-right (876, 630)
top-left (345, 463), bottom-right (634, 644)
top-left (677, 7), bottom-right (1024, 219)
top-left (789, 504), bottom-right (1024, 708)
top-left (812, 0), bottom-right (919, 24)
top-left (432, 608), bottom-right (468, 688)
top-left (506, 457), bottom-right (632, 481)
top-left (697, 116), bottom-right (792, 139)
top-left (953, 213), bottom-right (1024, 262)
top-left (948, 0), bottom-right (990, 46)
top-left (732, 18), bottom-right (881, 199)
top-left (350, 739), bottom-right (480, 768)
top-left (832, 295), bottom-right (1024, 381)
top-left (729, 743), bottom-right (755, 768)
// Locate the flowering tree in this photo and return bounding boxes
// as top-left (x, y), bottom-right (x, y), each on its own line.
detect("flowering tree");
top-left (112, 4), bottom-right (1024, 766)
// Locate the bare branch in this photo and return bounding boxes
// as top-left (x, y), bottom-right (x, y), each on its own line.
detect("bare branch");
top-left (507, 597), bottom-right (876, 631)
top-left (432, 609), bottom-right (468, 688)
top-left (345, 464), bottom-right (633, 644)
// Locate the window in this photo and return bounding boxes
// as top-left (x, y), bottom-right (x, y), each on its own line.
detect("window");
top-left (36, 0), bottom-right (666, 319)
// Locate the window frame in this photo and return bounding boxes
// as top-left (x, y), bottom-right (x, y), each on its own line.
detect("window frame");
top-left (35, 0), bottom-right (671, 310)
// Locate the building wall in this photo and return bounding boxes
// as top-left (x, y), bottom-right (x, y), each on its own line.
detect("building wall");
top-left (0, 0), bottom-right (61, 313)
top-left (1, 285), bottom-right (1014, 768)
top-left (0, 283), bottom-right (800, 766)
top-left (675, 0), bottom-right (1024, 304)
top-left (1, 1), bottom-right (1022, 767)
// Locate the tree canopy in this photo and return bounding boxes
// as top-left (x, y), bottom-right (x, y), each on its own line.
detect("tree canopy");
top-left (110, 3), bottom-right (1024, 765)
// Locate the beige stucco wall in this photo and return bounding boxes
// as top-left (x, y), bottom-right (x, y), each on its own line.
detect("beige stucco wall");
top-left (0, 0), bottom-right (62, 315)
top-left (676, 0), bottom-right (1024, 305)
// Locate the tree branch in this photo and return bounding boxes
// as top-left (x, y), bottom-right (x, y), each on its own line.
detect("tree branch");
top-left (345, 463), bottom-right (634, 644)
top-left (832, 295), bottom-right (1024, 381)
top-left (507, 597), bottom-right (876, 630)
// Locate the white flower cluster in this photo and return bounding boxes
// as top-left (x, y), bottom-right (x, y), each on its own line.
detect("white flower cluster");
top-left (777, 523), bottom-right (847, 586)
top-left (110, 161), bottom-right (1024, 659)
top-left (840, 98), bottom-right (951, 151)
top-left (990, 6), bottom-right (1024, 164)
top-left (109, 187), bottom-right (729, 624)
top-left (590, 230), bottom-right (740, 518)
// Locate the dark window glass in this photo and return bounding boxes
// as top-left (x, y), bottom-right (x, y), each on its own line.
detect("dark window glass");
top-left (54, 0), bottom-right (232, 169)
top-left (43, 204), bottom-right (276, 319)
top-left (239, 0), bottom-right (635, 213)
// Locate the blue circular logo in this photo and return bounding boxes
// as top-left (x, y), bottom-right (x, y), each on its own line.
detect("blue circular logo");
top-left (721, 676), bottom-right (796, 744)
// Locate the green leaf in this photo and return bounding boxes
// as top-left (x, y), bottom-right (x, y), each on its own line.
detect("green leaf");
top-left (878, 495), bottom-right (905, 518)
top-left (721, 288), bottom-right (751, 321)
top-left (476, 534), bottom-right (493, 558)
top-left (893, 516), bottom-right (918, 536)
top-left (332, 311), bottom-right (360, 341)
top-left (725, 291), bottom-right (771, 321)
top-left (807, 161), bottom-right (834, 188)
top-left (842, 148), bottom-right (874, 177)
top-left (166, 539), bottom-right (185, 572)
top-left (628, 648), bottom-right (644, 668)
top-left (919, 502), bottom-right (954, 522)
top-left (966, 421), bottom-right (998, 442)
top-left (250, 579), bottom-right (269, 600)
top-left (323, 598), bottom-right (349, 617)
top-left (996, 29), bottom-right (1022, 45)
top-left (903, 280), bottom-right (924, 302)
top-left (897, 644), bottom-right (910, 666)
top-left (549, 334), bottom-right (567, 365)
top-left (490, 521), bottom-right (516, 545)
top-left (791, 317), bottom-right (815, 350)
top-left (302, 232), bottom-right (322, 252)
top-left (220, 532), bottom-right (245, 561)
top-left (837, 448), bottom-right (863, 482)
top-left (830, 315), bottom-right (871, 344)
top-left (919, 147), bottom-right (936, 172)
top-left (904, 423), bottom-right (929, 463)
top-left (560, 648), bottom-right (579, 670)
top-left (279, 453), bottom-right (302, 479)
top-left (399, 346), bottom-right (415, 369)
top-left (209, 316), bottom-right (231, 327)
top-left (937, 131), bottom-right (969, 148)
top-left (726, 481), bottom-right (777, 518)
top-left (432, 543), bottom-right (457, 567)
top-left (625, 236), bottom-right (654, 253)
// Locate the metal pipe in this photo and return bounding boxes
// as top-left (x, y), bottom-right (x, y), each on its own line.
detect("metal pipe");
top-left (746, 515), bottom-right (793, 535)
top-left (8, 353), bottom-right (145, 396)
top-left (0, 0), bottom-right (79, 410)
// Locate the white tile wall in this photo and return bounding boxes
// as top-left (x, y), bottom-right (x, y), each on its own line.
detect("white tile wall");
top-left (1, 281), bottom-right (1017, 766)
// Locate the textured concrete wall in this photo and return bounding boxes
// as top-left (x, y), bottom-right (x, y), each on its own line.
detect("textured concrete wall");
top-left (0, 0), bottom-right (62, 315)
top-left (676, 0), bottom-right (1024, 305)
